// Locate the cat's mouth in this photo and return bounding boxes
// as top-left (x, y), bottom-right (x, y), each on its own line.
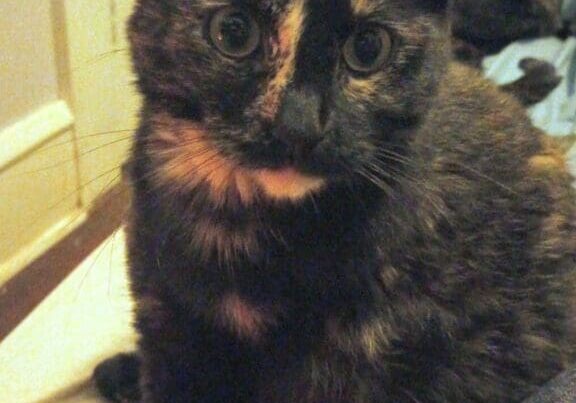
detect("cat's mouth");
top-left (151, 114), bottom-right (330, 205)
top-left (238, 137), bottom-right (331, 202)
top-left (252, 167), bottom-right (326, 202)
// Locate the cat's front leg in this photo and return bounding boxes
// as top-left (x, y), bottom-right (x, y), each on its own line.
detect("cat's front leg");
top-left (135, 296), bottom-right (258, 403)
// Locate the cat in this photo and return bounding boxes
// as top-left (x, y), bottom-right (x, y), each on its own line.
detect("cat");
top-left (94, 1), bottom-right (576, 402)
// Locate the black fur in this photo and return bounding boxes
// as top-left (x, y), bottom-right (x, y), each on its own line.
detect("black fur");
top-left (95, 1), bottom-right (576, 402)
top-left (501, 58), bottom-right (562, 107)
top-left (93, 353), bottom-right (141, 403)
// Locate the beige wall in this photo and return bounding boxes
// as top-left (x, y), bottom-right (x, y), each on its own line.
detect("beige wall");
top-left (64, 0), bottom-right (139, 205)
top-left (0, 0), bottom-right (60, 130)
top-left (0, 0), bottom-right (139, 285)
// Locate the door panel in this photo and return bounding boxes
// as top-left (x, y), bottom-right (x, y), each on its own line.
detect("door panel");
top-left (63, 0), bottom-right (139, 205)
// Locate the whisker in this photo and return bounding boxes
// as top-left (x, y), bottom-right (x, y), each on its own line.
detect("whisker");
top-left (107, 225), bottom-right (119, 297)
top-left (368, 159), bottom-right (421, 187)
top-left (375, 141), bottom-right (519, 196)
top-left (450, 162), bottom-right (520, 196)
top-left (373, 150), bottom-right (414, 167)
top-left (357, 168), bottom-right (394, 195)
top-left (74, 182), bottom-right (123, 302)
top-left (36, 129), bottom-right (136, 154)
top-left (1, 167), bottom-right (126, 257)
top-left (73, 48), bottom-right (130, 72)
top-left (2, 137), bottom-right (133, 180)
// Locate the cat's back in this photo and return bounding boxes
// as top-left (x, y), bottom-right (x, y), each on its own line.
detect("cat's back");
top-left (422, 62), bottom-right (573, 199)
top-left (413, 62), bottom-right (576, 337)
top-left (425, 62), bottom-right (540, 160)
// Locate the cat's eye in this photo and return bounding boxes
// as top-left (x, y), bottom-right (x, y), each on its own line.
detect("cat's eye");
top-left (343, 27), bottom-right (392, 74)
top-left (209, 7), bottom-right (261, 59)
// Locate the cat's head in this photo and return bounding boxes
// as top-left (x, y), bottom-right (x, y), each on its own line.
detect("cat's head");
top-left (129, 0), bottom-right (451, 204)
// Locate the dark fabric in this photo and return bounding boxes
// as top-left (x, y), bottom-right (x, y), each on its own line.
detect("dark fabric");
top-left (523, 367), bottom-right (576, 403)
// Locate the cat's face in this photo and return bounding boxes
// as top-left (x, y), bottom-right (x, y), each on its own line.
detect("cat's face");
top-left (129, 0), bottom-right (451, 203)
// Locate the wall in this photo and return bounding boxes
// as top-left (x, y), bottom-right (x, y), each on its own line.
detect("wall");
top-left (0, 0), bottom-right (139, 285)
top-left (0, 0), bottom-right (60, 130)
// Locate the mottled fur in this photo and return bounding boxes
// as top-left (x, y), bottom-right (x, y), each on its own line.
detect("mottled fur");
top-left (96, 1), bottom-right (576, 402)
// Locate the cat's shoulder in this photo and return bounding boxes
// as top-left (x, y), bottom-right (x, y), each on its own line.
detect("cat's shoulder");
top-left (422, 62), bottom-right (567, 177)
top-left (418, 63), bottom-right (574, 221)
top-left (432, 62), bottom-right (532, 137)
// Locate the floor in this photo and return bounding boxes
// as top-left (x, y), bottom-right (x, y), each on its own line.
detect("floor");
top-left (0, 230), bottom-right (136, 403)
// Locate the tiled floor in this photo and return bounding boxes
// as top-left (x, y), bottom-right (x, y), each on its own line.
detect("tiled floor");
top-left (0, 230), bottom-right (137, 403)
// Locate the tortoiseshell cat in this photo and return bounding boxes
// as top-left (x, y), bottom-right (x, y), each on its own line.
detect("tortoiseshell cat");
top-left (95, 1), bottom-right (576, 402)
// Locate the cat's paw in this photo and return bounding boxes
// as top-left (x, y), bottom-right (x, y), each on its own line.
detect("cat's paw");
top-left (503, 58), bottom-right (562, 106)
top-left (93, 353), bottom-right (142, 403)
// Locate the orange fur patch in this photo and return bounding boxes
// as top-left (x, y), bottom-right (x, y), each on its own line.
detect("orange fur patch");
top-left (150, 115), bottom-right (256, 206)
top-left (193, 217), bottom-right (258, 262)
top-left (260, 0), bottom-right (306, 120)
top-left (326, 316), bottom-right (394, 362)
top-left (345, 75), bottom-right (382, 102)
top-left (529, 137), bottom-right (568, 174)
top-left (218, 293), bottom-right (274, 341)
top-left (351, 0), bottom-right (377, 16)
top-left (254, 167), bottom-right (325, 201)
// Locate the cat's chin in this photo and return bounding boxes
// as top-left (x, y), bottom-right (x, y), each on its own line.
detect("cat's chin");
top-left (252, 167), bottom-right (326, 202)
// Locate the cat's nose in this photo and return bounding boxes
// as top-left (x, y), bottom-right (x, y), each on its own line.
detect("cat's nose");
top-left (273, 86), bottom-right (327, 159)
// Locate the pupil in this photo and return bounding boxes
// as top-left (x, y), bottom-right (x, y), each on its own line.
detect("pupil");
top-left (354, 30), bottom-right (382, 65)
top-left (221, 13), bottom-right (251, 49)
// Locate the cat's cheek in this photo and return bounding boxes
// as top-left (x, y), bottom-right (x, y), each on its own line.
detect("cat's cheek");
top-left (253, 168), bottom-right (326, 202)
top-left (149, 117), bottom-right (258, 206)
top-left (344, 75), bottom-right (384, 103)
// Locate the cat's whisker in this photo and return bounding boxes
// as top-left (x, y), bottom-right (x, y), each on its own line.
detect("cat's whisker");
top-left (72, 48), bottom-right (130, 73)
top-left (1, 166), bottom-right (127, 257)
top-left (368, 159), bottom-right (423, 188)
top-left (450, 161), bottom-right (520, 196)
top-left (408, 141), bottom-right (521, 196)
top-left (402, 389), bottom-right (423, 403)
top-left (73, 172), bottom-right (125, 300)
top-left (357, 168), bottom-right (394, 196)
top-left (365, 159), bottom-right (415, 186)
top-left (373, 150), bottom-right (414, 166)
top-left (367, 159), bottom-right (453, 225)
top-left (107, 222), bottom-right (121, 298)
top-left (307, 191), bottom-right (321, 216)
top-left (372, 145), bottom-right (415, 163)
top-left (19, 129), bottom-right (135, 156)
top-left (376, 141), bottom-right (521, 196)
top-left (2, 136), bottom-right (134, 180)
